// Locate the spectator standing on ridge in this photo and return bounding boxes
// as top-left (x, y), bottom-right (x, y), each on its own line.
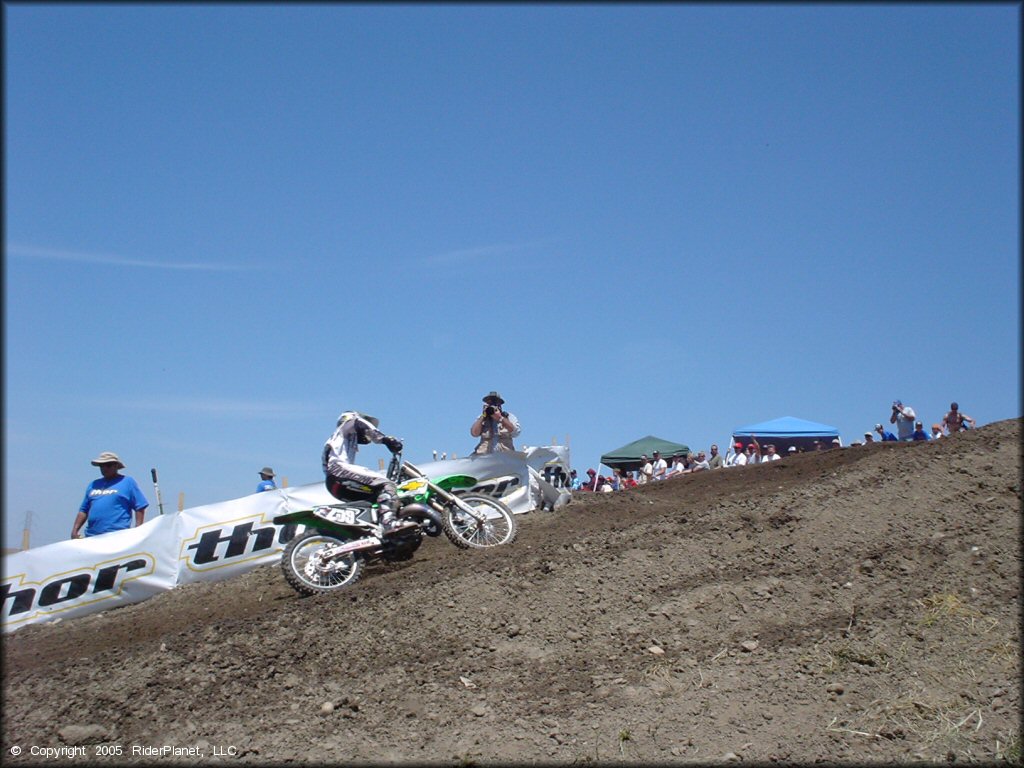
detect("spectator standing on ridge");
top-left (726, 441), bottom-right (748, 467)
top-left (71, 452), bottom-right (149, 539)
top-left (256, 467), bottom-right (276, 492)
top-left (942, 402), bottom-right (976, 433)
top-left (707, 444), bottom-right (723, 469)
top-left (890, 400), bottom-right (917, 441)
top-left (584, 468), bottom-right (598, 491)
top-left (690, 451), bottom-right (711, 472)
top-left (874, 423), bottom-right (898, 442)
top-left (669, 454), bottom-right (686, 476)
top-left (608, 469), bottom-right (622, 491)
top-left (569, 469), bottom-right (582, 491)
top-left (863, 431), bottom-right (875, 444)
top-left (745, 436), bottom-right (762, 463)
top-left (667, 454), bottom-right (686, 477)
top-left (931, 424), bottom-right (944, 440)
top-left (637, 454), bottom-right (653, 484)
top-left (470, 391), bottom-right (521, 454)
top-left (651, 451), bottom-right (669, 481)
top-left (911, 421), bottom-right (931, 441)
top-left (761, 444), bottom-right (781, 462)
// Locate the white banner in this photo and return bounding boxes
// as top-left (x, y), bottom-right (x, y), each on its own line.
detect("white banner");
top-left (1, 515), bottom-right (180, 633)
top-left (2, 450), bottom-right (569, 634)
top-left (523, 445), bottom-right (574, 511)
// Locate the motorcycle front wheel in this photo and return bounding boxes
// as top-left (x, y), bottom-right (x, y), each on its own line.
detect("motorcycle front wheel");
top-left (442, 494), bottom-right (518, 549)
top-left (281, 530), bottom-right (363, 596)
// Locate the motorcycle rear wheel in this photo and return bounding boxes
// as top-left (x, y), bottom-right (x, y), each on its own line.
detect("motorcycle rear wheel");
top-left (442, 494), bottom-right (518, 549)
top-left (281, 530), bottom-right (363, 596)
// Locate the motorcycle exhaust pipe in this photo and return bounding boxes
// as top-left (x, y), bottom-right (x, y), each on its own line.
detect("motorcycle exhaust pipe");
top-left (399, 503), bottom-right (444, 531)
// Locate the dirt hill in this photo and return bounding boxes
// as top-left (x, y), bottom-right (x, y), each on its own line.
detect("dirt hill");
top-left (3, 419), bottom-right (1021, 765)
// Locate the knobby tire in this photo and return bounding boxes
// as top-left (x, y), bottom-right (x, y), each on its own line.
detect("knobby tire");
top-left (281, 530), bottom-right (364, 596)
top-left (442, 494), bottom-right (518, 549)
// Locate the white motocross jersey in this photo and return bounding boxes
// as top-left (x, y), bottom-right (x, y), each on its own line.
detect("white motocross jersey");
top-left (322, 412), bottom-right (386, 474)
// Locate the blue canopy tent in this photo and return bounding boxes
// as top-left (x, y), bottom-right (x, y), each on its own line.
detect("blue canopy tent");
top-left (732, 416), bottom-right (841, 454)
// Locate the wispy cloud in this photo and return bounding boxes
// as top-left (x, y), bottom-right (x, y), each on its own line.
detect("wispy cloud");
top-left (422, 237), bottom-right (562, 267)
top-left (7, 243), bottom-right (254, 272)
top-left (115, 396), bottom-right (316, 419)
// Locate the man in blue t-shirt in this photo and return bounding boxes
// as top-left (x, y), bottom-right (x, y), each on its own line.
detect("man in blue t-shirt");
top-left (256, 467), bottom-right (277, 493)
top-left (71, 452), bottom-right (149, 538)
top-left (873, 423), bottom-right (898, 442)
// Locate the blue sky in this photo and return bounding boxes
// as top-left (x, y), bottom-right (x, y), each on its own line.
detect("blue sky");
top-left (4, 4), bottom-right (1020, 549)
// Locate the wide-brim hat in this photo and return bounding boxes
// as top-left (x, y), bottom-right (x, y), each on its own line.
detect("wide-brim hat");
top-left (91, 451), bottom-right (125, 469)
top-left (483, 391), bottom-right (505, 405)
top-left (259, 467), bottom-right (275, 477)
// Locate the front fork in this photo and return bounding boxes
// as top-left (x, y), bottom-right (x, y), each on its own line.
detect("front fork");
top-left (398, 460), bottom-right (489, 525)
top-left (428, 485), bottom-right (487, 524)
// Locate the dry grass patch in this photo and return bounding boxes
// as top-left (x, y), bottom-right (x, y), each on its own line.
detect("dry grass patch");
top-left (641, 659), bottom-right (696, 696)
top-left (995, 731), bottom-right (1020, 764)
top-left (827, 693), bottom-right (986, 756)
top-left (915, 592), bottom-right (996, 632)
top-left (814, 638), bottom-right (899, 674)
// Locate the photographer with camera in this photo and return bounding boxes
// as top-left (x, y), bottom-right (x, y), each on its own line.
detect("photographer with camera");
top-left (889, 399), bottom-right (917, 442)
top-left (470, 391), bottom-right (521, 455)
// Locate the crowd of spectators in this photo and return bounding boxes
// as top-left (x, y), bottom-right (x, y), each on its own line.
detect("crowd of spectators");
top-left (577, 399), bottom-right (978, 493)
top-left (850, 400), bottom-right (975, 446)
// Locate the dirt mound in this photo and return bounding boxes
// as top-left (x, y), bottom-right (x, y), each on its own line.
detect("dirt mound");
top-left (4, 420), bottom-right (1021, 764)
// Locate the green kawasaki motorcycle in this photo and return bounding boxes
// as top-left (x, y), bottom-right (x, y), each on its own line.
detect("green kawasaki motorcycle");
top-left (273, 450), bottom-right (518, 596)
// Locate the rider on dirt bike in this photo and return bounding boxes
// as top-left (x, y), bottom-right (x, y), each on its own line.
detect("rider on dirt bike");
top-left (322, 411), bottom-right (407, 533)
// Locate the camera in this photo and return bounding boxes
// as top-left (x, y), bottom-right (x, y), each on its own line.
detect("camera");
top-left (484, 405), bottom-right (497, 418)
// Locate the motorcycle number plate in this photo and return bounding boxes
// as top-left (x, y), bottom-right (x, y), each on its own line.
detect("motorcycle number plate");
top-left (318, 507), bottom-right (357, 525)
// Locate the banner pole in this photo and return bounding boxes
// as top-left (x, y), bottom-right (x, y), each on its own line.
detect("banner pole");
top-left (150, 468), bottom-right (166, 515)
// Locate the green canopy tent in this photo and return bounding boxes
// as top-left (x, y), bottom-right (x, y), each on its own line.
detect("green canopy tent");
top-left (600, 435), bottom-right (691, 472)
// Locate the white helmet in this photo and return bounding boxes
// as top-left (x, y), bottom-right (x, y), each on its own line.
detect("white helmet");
top-left (337, 410), bottom-right (380, 428)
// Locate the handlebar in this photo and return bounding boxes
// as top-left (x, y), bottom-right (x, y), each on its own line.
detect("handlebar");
top-left (386, 452), bottom-right (403, 482)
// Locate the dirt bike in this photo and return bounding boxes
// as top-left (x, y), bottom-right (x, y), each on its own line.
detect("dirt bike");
top-left (273, 449), bottom-right (518, 596)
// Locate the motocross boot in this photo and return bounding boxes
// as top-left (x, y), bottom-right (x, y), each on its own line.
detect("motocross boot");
top-left (379, 508), bottom-right (417, 532)
top-left (377, 489), bottom-right (416, 533)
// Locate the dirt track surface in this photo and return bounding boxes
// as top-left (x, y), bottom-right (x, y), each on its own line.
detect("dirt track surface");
top-left (3, 419), bottom-right (1021, 765)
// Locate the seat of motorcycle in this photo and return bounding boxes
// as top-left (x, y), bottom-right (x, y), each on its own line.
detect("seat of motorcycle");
top-left (322, 500), bottom-right (375, 510)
